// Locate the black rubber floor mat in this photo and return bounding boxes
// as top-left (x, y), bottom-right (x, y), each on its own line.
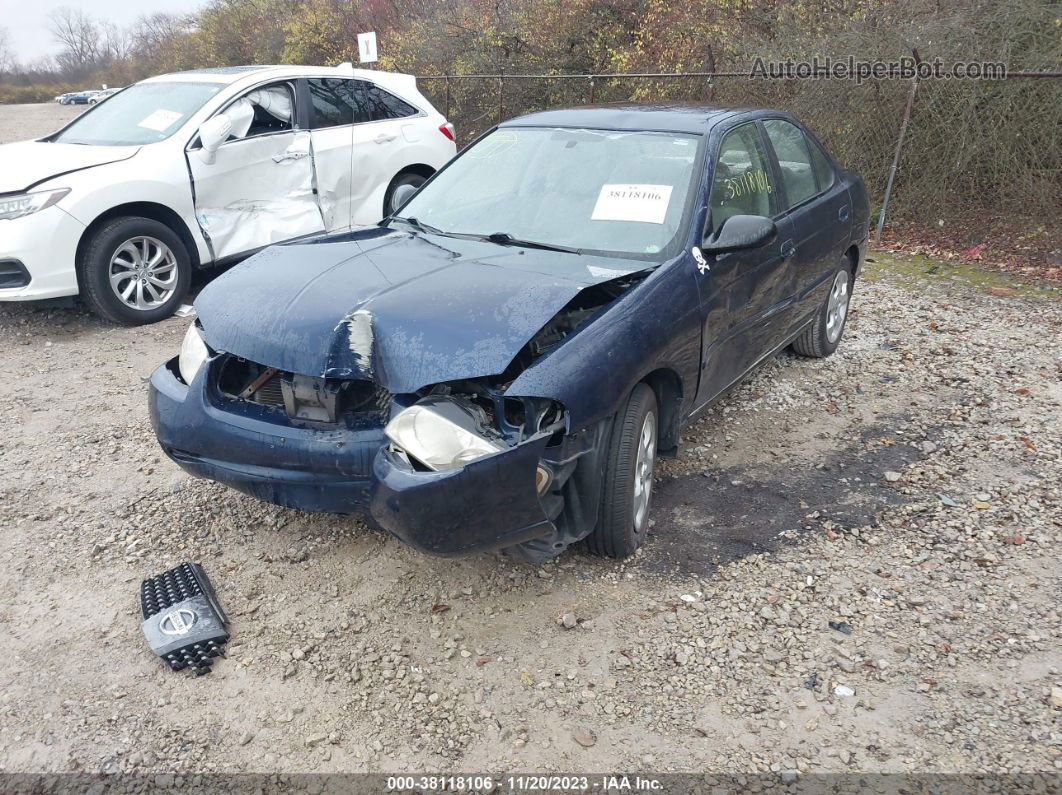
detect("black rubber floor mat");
top-left (140, 562), bottom-right (229, 675)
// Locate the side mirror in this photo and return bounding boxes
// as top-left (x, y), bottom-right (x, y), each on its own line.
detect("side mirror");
top-left (701, 214), bottom-right (777, 254)
top-left (197, 115), bottom-right (232, 164)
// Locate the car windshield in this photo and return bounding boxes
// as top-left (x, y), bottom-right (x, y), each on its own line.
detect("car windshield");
top-left (395, 127), bottom-right (702, 260)
top-left (51, 82), bottom-right (225, 146)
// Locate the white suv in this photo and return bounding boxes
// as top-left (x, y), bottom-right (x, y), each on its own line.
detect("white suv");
top-left (0, 64), bottom-right (456, 324)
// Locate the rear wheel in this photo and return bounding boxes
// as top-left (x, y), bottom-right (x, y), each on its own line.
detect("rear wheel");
top-left (383, 171), bottom-right (428, 217)
top-left (585, 383), bottom-right (659, 559)
top-left (78, 216), bottom-right (191, 325)
top-left (791, 262), bottom-right (852, 358)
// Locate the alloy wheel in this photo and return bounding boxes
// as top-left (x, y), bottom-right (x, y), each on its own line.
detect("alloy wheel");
top-left (632, 410), bottom-right (657, 531)
top-left (108, 236), bottom-right (179, 311)
top-left (825, 270), bottom-right (850, 344)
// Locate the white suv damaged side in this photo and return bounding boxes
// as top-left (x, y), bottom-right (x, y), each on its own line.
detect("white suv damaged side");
top-left (0, 64), bottom-right (456, 324)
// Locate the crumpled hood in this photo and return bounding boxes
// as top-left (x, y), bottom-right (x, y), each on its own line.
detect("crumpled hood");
top-left (0, 140), bottom-right (140, 194)
top-left (195, 228), bottom-right (642, 394)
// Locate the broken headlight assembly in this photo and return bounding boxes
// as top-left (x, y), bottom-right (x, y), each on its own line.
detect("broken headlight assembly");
top-left (384, 395), bottom-right (555, 494)
top-left (178, 323), bottom-right (210, 384)
top-left (385, 397), bottom-right (504, 471)
top-left (0, 188), bottom-right (70, 221)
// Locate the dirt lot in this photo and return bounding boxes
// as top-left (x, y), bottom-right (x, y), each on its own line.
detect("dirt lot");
top-left (0, 102), bottom-right (84, 143)
top-left (1, 103), bottom-right (1060, 780)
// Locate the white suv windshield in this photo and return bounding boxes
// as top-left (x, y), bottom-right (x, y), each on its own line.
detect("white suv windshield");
top-left (51, 82), bottom-right (225, 146)
top-left (397, 127), bottom-right (702, 260)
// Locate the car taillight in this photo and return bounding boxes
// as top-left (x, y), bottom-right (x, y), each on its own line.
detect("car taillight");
top-left (439, 122), bottom-right (456, 142)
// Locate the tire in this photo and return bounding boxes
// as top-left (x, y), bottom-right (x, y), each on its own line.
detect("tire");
top-left (383, 171), bottom-right (428, 217)
top-left (791, 261), bottom-right (853, 358)
top-left (585, 383), bottom-right (659, 559)
top-left (78, 216), bottom-right (191, 325)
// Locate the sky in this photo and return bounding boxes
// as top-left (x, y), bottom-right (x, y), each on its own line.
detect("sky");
top-left (0, 0), bottom-right (204, 63)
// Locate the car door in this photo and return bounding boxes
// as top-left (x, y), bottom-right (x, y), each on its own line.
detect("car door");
top-left (349, 79), bottom-right (423, 225)
top-left (761, 118), bottom-right (850, 331)
top-left (303, 77), bottom-right (356, 232)
top-left (187, 81), bottom-right (324, 262)
top-left (695, 122), bottom-right (793, 407)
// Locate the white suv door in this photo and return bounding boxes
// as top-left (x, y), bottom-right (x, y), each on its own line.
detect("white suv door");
top-left (187, 81), bottom-right (325, 261)
top-left (349, 79), bottom-right (426, 224)
top-left (304, 77), bottom-right (357, 232)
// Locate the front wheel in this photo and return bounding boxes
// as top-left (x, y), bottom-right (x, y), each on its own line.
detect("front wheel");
top-left (791, 263), bottom-right (852, 358)
top-left (585, 383), bottom-right (659, 559)
top-left (78, 216), bottom-right (191, 325)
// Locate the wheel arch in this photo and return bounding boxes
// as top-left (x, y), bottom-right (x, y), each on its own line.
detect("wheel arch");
top-left (75, 202), bottom-right (202, 287)
top-left (641, 367), bottom-right (683, 455)
top-left (845, 244), bottom-right (861, 279)
top-left (395, 162), bottom-right (436, 181)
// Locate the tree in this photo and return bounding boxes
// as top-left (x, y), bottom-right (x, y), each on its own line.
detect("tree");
top-left (0, 25), bottom-right (15, 74)
top-left (49, 7), bottom-right (102, 73)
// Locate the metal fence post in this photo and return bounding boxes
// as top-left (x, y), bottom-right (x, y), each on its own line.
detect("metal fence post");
top-left (588, 75), bottom-right (596, 104)
top-left (875, 75), bottom-right (920, 244)
top-left (497, 75), bottom-right (504, 123)
top-left (444, 75), bottom-right (451, 120)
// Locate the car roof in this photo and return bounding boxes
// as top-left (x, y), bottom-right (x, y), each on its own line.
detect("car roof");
top-left (502, 103), bottom-right (779, 134)
top-left (141, 64), bottom-right (408, 86)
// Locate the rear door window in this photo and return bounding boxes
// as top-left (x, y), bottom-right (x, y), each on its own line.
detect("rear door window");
top-left (763, 119), bottom-right (819, 208)
top-left (808, 137), bottom-right (836, 192)
top-left (353, 81), bottom-right (419, 122)
top-left (307, 78), bottom-right (355, 129)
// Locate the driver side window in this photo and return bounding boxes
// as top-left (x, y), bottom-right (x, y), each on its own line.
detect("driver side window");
top-left (224, 82), bottom-right (296, 141)
top-left (709, 124), bottom-right (777, 230)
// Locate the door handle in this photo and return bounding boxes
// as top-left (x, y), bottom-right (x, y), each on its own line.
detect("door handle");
top-left (780, 240), bottom-right (797, 259)
top-left (273, 150), bottom-right (308, 163)
top-left (373, 133), bottom-right (398, 144)
top-left (838, 205), bottom-right (850, 221)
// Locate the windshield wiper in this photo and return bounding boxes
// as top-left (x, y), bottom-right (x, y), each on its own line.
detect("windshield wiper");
top-left (478, 232), bottom-right (581, 255)
top-left (389, 216), bottom-right (445, 235)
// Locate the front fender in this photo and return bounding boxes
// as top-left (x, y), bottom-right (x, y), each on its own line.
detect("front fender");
top-left (505, 253), bottom-right (703, 432)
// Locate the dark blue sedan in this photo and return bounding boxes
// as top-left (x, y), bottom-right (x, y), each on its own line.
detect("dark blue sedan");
top-left (149, 104), bottom-right (870, 561)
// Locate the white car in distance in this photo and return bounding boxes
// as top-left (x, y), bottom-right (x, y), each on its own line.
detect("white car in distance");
top-left (0, 64), bottom-right (457, 324)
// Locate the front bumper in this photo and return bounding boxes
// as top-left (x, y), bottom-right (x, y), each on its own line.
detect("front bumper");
top-left (0, 205), bottom-right (84, 301)
top-left (149, 359), bottom-right (558, 556)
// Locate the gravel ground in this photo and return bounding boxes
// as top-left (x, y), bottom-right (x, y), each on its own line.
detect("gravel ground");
top-left (0, 102), bottom-right (84, 143)
top-left (1, 256), bottom-right (1059, 778)
top-left (1, 104), bottom-right (1060, 780)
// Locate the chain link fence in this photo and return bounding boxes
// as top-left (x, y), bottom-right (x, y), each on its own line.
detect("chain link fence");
top-left (419, 72), bottom-right (1061, 251)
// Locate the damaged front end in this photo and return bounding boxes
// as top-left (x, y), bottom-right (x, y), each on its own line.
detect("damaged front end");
top-left (150, 232), bottom-right (651, 559)
top-left (369, 273), bottom-right (647, 559)
top-left (372, 381), bottom-right (609, 559)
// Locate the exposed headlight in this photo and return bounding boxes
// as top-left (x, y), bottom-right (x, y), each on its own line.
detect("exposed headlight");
top-left (385, 399), bottom-right (503, 471)
top-left (178, 323), bottom-right (209, 384)
top-left (0, 188), bottom-right (70, 221)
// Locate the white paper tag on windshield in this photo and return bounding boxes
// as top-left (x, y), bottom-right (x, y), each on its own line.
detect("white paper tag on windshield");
top-left (137, 109), bottom-right (184, 133)
top-left (591, 184), bottom-right (673, 224)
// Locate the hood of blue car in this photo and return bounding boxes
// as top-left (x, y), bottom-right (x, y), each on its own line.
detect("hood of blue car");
top-left (194, 228), bottom-right (642, 394)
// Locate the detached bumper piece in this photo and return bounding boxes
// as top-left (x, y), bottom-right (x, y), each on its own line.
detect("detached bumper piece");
top-left (140, 562), bottom-right (230, 675)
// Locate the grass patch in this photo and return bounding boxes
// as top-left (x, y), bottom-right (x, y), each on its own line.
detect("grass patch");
top-left (862, 250), bottom-right (1061, 300)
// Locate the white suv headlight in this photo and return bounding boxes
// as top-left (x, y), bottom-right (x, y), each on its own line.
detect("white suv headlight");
top-left (385, 400), bottom-right (503, 471)
top-left (178, 323), bottom-right (210, 384)
top-left (0, 188), bottom-right (70, 221)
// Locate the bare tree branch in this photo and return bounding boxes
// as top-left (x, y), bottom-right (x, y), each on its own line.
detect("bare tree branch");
top-left (49, 7), bottom-right (102, 73)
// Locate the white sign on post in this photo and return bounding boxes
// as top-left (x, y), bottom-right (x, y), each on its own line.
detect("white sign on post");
top-left (357, 32), bottom-right (378, 64)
